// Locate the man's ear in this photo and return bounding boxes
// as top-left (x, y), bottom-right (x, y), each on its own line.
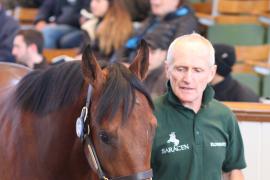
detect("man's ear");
top-left (207, 65), bottom-right (217, 83)
top-left (165, 60), bottom-right (171, 79)
top-left (28, 43), bottom-right (38, 53)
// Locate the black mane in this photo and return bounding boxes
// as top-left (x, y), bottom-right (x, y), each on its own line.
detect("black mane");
top-left (95, 63), bottom-right (154, 123)
top-left (15, 61), bottom-right (153, 122)
top-left (15, 61), bottom-right (84, 116)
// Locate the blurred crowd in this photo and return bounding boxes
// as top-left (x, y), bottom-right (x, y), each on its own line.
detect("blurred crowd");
top-left (0, 0), bottom-right (260, 102)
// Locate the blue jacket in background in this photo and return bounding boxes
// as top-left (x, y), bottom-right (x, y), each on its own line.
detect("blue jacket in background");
top-left (0, 8), bottom-right (19, 63)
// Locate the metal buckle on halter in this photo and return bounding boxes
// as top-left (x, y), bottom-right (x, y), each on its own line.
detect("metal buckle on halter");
top-left (102, 176), bottom-right (109, 180)
top-left (76, 106), bottom-right (88, 140)
top-left (76, 85), bottom-right (92, 140)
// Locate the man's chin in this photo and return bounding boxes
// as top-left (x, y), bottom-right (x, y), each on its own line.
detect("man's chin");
top-left (177, 88), bottom-right (196, 96)
top-left (176, 94), bottom-right (194, 103)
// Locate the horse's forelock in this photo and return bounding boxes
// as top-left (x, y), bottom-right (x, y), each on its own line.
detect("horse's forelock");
top-left (95, 63), bottom-right (154, 124)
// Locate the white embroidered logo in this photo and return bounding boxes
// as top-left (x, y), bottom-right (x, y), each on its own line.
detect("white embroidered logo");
top-left (167, 132), bottom-right (179, 146)
top-left (161, 132), bottom-right (190, 154)
top-left (210, 142), bottom-right (227, 147)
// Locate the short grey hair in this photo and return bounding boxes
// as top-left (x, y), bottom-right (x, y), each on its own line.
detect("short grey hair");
top-left (166, 33), bottom-right (215, 66)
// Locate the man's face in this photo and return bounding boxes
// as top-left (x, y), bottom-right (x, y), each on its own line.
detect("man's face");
top-left (166, 42), bottom-right (216, 108)
top-left (150, 0), bottom-right (179, 16)
top-left (12, 35), bottom-right (30, 65)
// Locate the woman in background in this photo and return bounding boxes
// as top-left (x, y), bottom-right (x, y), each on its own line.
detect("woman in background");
top-left (81, 0), bottom-right (133, 61)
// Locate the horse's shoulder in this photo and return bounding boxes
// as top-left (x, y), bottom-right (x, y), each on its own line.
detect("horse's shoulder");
top-left (0, 62), bottom-right (31, 92)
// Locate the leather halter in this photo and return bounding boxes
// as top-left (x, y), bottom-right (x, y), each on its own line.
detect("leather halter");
top-left (76, 85), bottom-right (153, 180)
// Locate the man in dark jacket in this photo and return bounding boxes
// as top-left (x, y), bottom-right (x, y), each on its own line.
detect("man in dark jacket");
top-left (0, 3), bottom-right (20, 62)
top-left (211, 44), bottom-right (259, 102)
top-left (34, 0), bottom-right (89, 48)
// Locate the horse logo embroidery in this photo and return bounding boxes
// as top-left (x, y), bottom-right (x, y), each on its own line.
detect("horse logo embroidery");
top-left (167, 132), bottom-right (180, 146)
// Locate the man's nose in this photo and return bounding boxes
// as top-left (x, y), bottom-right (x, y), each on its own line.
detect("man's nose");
top-left (182, 70), bottom-right (192, 82)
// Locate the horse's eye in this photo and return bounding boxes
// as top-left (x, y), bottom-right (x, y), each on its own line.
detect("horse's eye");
top-left (99, 131), bottom-right (110, 144)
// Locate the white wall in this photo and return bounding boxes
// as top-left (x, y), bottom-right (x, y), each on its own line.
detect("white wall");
top-left (239, 122), bottom-right (270, 180)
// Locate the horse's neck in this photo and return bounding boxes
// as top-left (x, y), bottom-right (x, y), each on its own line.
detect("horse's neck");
top-left (18, 112), bottom-right (91, 179)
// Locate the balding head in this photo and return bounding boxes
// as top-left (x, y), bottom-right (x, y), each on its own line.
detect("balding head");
top-left (165, 33), bottom-right (217, 112)
top-left (166, 33), bottom-right (215, 67)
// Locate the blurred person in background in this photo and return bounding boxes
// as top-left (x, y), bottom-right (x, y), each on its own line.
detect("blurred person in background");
top-left (12, 29), bottom-right (48, 69)
top-left (211, 44), bottom-right (259, 102)
top-left (0, 1), bottom-right (20, 62)
top-left (0, 0), bottom-right (16, 10)
top-left (143, 32), bottom-right (172, 99)
top-left (1, 0), bottom-right (43, 9)
top-left (34, 0), bottom-right (90, 49)
top-left (121, 0), bottom-right (150, 22)
top-left (113, 0), bottom-right (199, 63)
top-left (16, 0), bottom-right (44, 8)
top-left (80, 0), bottom-right (133, 61)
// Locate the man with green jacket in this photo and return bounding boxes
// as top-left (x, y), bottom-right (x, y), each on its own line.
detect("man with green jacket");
top-left (151, 33), bottom-right (246, 180)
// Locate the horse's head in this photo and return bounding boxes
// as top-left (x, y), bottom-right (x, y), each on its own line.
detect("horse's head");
top-left (80, 40), bottom-right (157, 180)
top-left (0, 42), bottom-right (156, 180)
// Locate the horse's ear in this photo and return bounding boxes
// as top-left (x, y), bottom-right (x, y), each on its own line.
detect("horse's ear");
top-left (81, 44), bottom-right (104, 88)
top-left (129, 39), bottom-right (149, 80)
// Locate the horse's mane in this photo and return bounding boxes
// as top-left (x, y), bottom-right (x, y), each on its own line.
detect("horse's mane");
top-left (15, 61), bottom-right (153, 122)
top-left (15, 61), bottom-right (84, 116)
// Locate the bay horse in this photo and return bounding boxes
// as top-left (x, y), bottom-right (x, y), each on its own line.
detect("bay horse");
top-left (0, 41), bottom-right (157, 180)
top-left (0, 62), bottom-right (31, 95)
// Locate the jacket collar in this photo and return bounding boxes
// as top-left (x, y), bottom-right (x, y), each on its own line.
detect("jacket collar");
top-left (166, 81), bottom-right (215, 109)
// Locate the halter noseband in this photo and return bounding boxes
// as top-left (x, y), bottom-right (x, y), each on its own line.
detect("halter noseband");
top-left (76, 85), bottom-right (153, 180)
